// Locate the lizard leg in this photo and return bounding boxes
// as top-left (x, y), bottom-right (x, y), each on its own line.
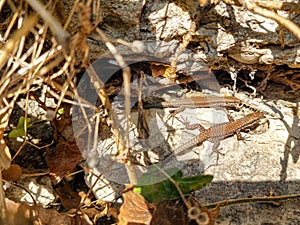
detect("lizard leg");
top-left (166, 105), bottom-right (186, 123)
top-left (210, 140), bottom-right (226, 164)
top-left (227, 114), bottom-right (244, 140)
top-left (178, 116), bottom-right (206, 132)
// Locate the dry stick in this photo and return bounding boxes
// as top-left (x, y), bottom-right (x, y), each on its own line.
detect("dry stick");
top-left (85, 65), bottom-right (123, 147)
top-left (7, 181), bottom-right (37, 205)
top-left (47, 89), bottom-right (95, 109)
top-left (27, 141), bottom-right (53, 150)
top-left (204, 193), bottom-right (300, 209)
top-left (96, 28), bottom-right (137, 184)
top-left (0, 0), bottom-right (6, 12)
top-left (244, 0), bottom-right (300, 40)
top-left (0, 15), bottom-right (38, 170)
top-left (1, 36), bottom-right (62, 96)
top-left (66, 75), bottom-right (96, 150)
top-left (12, 40), bottom-right (51, 160)
top-left (77, 166), bottom-right (119, 212)
top-left (0, 90), bottom-right (22, 222)
top-left (167, 20), bottom-right (196, 83)
top-left (0, 15), bottom-right (37, 70)
top-left (3, 8), bottom-right (18, 41)
top-left (38, 52), bottom-right (64, 77)
top-left (93, 0), bottom-right (101, 23)
top-left (0, 172), bottom-right (6, 222)
top-left (254, 0), bottom-right (300, 14)
top-left (50, 56), bottom-right (73, 117)
top-left (33, 23), bottom-right (48, 61)
top-left (0, 15), bottom-right (39, 224)
top-left (13, 45), bottom-right (62, 77)
top-left (26, 0), bottom-right (70, 51)
top-left (19, 33), bottom-right (40, 155)
top-left (63, 0), bottom-right (80, 30)
top-left (85, 65), bottom-right (138, 184)
top-left (224, 0), bottom-right (300, 41)
top-left (153, 164), bottom-right (192, 210)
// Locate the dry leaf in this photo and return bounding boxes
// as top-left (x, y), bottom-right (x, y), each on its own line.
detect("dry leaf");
top-left (54, 179), bottom-right (81, 210)
top-left (118, 185), bottom-right (153, 225)
top-left (149, 62), bottom-right (171, 78)
top-left (151, 199), bottom-right (187, 225)
top-left (4, 198), bottom-right (72, 225)
top-left (198, 206), bottom-right (220, 225)
top-left (4, 198), bottom-right (94, 225)
top-left (2, 164), bottom-right (22, 181)
top-left (46, 137), bottom-right (84, 184)
top-left (149, 62), bottom-right (177, 81)
top-left (151, 197), bottom-right (220, 225)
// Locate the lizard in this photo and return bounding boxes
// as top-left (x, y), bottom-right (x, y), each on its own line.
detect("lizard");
top-left (142, 96), bottom-right (242, 110)
top-left (162, 111), bottom-right (265, 164)
top-left (138, 95), bottom-right (243, 121)
top-left (130, 95), bottom-right (242, 140)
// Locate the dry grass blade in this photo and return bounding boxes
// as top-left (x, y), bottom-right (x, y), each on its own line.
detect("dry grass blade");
top-left (0, 0), bottom-right (81, 221)
top-left (95, 28), bottom-right (136, 184)
top-left (26, 0), bottom-right (70, 51)
top-left (0, 15), bottom-right (39, 173)
top-left (0, 171), bottom-right (6, 223)
top-left (0, 15), bottom-right (37, 70)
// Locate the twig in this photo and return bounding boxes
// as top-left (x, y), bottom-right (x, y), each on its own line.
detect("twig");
top-left (95, 28), bottom-right (136, 184)
top-left (254, 0), bottom-right (300, 14)
top-left (153, 164), bottom-right (192, 209)
top-left (26, 0), bottom-right (70, 51)
top-left (243, 0), bottom-right (300, 40)
top-left (222, 0), bottom-right (300, 41)
top-left (0, 172), bottom-right (6, 222)
top-left (204, 193), bottom-right (300, 209)
top-left (0, 15), bottom-right (37, 70)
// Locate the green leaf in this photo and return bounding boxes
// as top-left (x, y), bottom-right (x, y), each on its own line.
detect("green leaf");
top-left (136, 167), bottom-right (181, 186)
top-left (57, 108), bottom-right (64, 115)
top-left (134, 167), bottom-right (213, 203)
top-left (8, 116), bottom-right (32, 138)
top-left (177, 174), bottom-right (213, 194)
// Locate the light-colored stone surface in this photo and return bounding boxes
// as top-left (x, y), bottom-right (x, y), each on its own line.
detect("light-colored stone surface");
top-left (31, 0), bottom-right (300, 223)
top-left (78, 1), bottom-right (300, 221)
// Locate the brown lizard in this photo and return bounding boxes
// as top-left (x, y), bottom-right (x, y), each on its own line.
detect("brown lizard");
top-left (140, 96), bottom-right (242, 121)
top-left (162, 111), bottom-right (264, 163)
top-left (132, 95), bottom-right (242, 140)
top-left (142, 96), bottom-right (242, 110)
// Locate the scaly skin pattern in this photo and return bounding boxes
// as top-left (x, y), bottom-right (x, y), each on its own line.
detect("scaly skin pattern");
top-left (173, 111), bottom-right (264, 156)
top-left (144, 96), bottom-right (242, 109)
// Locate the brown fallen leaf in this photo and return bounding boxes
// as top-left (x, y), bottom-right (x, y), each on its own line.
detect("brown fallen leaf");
top-left (118, 186), bottom-right (220, 225)
top-left (46, 136), bottom-right (84, 184)
top-left (2, 164), bottom-right (22, 181)
top-left (149, 61), bottom-right (177, 81)
top-left (149, 62), bottom-right (171, 78)
top-left (3, 198), bottom-right (94, 225)
top-left (151, 197), bottom-right (220, 225)
top-left (151, 198), bottom-right (187, 225)
top-left (4, 198), bottom-right (71, 225)
top-left (54, 179), bottom-right (81, 210)
top-left (118, 185), bottom-right (154, 225)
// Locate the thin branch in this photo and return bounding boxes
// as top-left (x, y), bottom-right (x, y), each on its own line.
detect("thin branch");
top-left (204, 193), bottom-right (300, 209)
top-left (26, 0), bottom-right (70, 50)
